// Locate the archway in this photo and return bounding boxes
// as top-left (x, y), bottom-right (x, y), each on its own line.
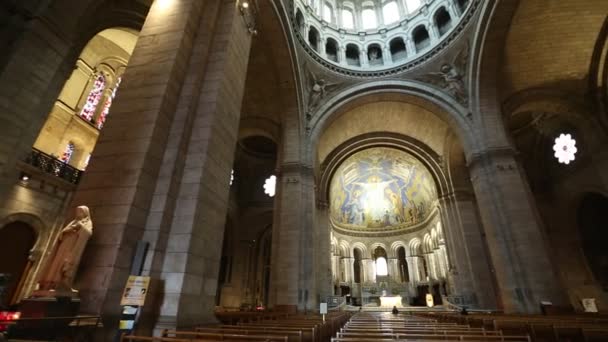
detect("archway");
top-left (312, 92), bottom-right (496, 309)
top-left (578, 193), bottom-right (608, 291)
top-left (0, 222), bottom-right (36, 307)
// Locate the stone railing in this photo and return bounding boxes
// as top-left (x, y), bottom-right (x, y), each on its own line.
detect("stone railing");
top-left (24, 149), bottom-right (83, 185)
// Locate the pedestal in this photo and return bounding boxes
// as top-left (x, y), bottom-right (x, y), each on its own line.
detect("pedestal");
top-left (18, 296), bottom-right (81, 318)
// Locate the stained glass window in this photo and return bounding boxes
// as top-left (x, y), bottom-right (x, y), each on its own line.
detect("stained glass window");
top-left (264, 175), bottom-right (276, 197)
top-left (79, 74), bottom-right (106, 122)
top-left (97, 77), bottom-right (121, 129)
top-left (61, 142), bottom-right (75, 164)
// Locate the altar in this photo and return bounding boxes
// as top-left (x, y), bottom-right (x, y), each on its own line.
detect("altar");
top-left (380, 295), bottom-right (403, 308)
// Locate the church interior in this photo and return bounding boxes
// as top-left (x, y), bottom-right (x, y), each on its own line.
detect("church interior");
top-left (1, 0), bottom-right (608, 340)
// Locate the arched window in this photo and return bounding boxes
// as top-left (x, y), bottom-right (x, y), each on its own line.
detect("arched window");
top-left (323, 3), bottom-right (332, 23)
top-left (79, 74), bottom-right (106, 121)
top-left (434, 7), bottom-right (452, 36)
top-left (382, 2), bottom-right (399, 25)
top-left (405, 0), bottom-right (422, 13)
top-left (296, 10), bottom-right (306, 35)
top-left (341, 8), bottom-right (354, 29)
top-left (412, 25), bottom-right (430, 52)
top-left (361, 8), bottom-right (377, 29)
top-left (325, 38), bottom-right (339, 62)
top-left (97, 77), bottom-right (121, 129)
top-left (345, 44), bottom-right (360, 66)
top-left (308, 27), bottom-right (320, 51)
top-left (263, 175), bottom-right (276, 197)
top-left (390, 37), bottom-right (407, 61)
top-left (376, 257), bottom-right (388, 276)
top-left (374, 246), bottom-right (388, 276)
top-left (61, 142), bottom-right (75, 164)
top-left (367, 44), bottom-right (383, 66)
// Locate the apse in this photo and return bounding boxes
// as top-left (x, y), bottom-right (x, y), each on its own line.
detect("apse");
top-left (329, 147), bottom-right (437, 235)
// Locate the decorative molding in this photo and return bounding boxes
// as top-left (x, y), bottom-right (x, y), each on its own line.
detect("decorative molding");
top-left (289, 0), bottom-right (481, 78)
top-left (277, 162), bottom-right (314, 176)
top-left (466, 147), bottom-right (518, 173)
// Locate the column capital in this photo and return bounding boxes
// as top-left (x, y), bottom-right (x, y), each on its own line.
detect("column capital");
top-left (277, 162), bottom-right (313, 176)
top-left (466, 147), bottom-right (518, 174)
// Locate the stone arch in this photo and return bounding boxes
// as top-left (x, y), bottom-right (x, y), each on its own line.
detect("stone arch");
top-left (339, 240), bottom-right (351, 257)
top-left (308, 82), bottom-right (475, 166)
top-left (390, 240), bottom-right (407, 258)
top-left (434, 7), bottom-right (452, 36)
top-left (0, 213), bottom-right (48, 303)
top-left (0, 0), bottom-right (146, 178)
top-left (412, 25), bottom-right (430, 52)
top-left (409, 238), bottom-right (422, 256)
top-left (577, 192), bottom-right (608, 290)
top-left (317, 132), bottom-right (450, 209)
top-left (351, 242), bottom-right (368, 258)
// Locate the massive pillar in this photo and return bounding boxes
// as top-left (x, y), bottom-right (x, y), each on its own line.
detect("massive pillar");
top-left (70, 0), bottom-right (253, 332)
top-left (439, 193), bottom-right (496, 308)
top-left (469, 149), bottom-right (566, 312)
top-left (72, 0), bottom-right (206, 322)
top-left (314, 201), bottom-right (333, 304)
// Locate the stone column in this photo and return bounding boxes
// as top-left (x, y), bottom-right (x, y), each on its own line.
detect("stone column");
top-left (319, 36), bottom-right (327, 58)
top-left (70, 0), bottom-right (206, 324)
top-left (449, 0), bottom-right (463, 16)
top-left (331, 255), bottom-right (340, 283)
top-left (360, 48), bottom-right (369, 67)
top-left (405, 37), bottom-right (416, 55)
top-left (154, 0), bottom-right (252, 328)
top-left (268, 160), bottom-right (314, 310)
top-left (362, 259), bottom-right (375, 283)
top-left (388, 258), bottom-right (399, 283)
top-left (339, 45), bottom-right (347, 66)
top-left (343, 257), bottom-right (353, 283)
top-left (406, 256), bottom-right (418, 282)
top-left (314, 200), bottom-right (332, 305)
top-left (382, 45), bottom-right (392, 65)
top-left (468, 149), bottom-right (566, 312)
top-left (447, 1), bottom-right (460, 19)
top-left (439, 193), bottom-right (496, 308)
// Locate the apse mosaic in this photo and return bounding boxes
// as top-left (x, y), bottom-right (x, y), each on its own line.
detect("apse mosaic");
top-left (330, 147), bottom-right (437, 231)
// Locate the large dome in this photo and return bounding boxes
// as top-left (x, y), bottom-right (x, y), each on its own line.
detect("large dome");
top-left (329, 147), bottom-right (437, 235)
top-left (293, 0), bottom-right (475, 74)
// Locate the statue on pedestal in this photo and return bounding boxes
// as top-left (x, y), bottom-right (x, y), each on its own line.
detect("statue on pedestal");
top-left (33, 206), bottom-right (93, 297)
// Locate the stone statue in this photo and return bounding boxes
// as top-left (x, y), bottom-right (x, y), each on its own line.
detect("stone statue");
top-left (417, 43), bottom-right (469, 105)
top-left (306, 68), bottom-right (338, 118)
top-left (35, 206), bottom-right (93, 296)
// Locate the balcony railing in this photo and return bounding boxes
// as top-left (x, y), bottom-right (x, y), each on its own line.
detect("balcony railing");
top-left (24, 149), bottom-right (83, 185)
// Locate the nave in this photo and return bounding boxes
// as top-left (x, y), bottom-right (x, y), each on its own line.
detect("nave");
top-left (117, 309), bottom-right (608, 342)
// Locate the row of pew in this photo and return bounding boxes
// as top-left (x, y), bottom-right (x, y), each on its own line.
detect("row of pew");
top-left (331, 312), bottom-right (532, 341)
top-left (419, 312), bottom-right (608, 341)
top-left (120, 310), bottom-right (352, 342)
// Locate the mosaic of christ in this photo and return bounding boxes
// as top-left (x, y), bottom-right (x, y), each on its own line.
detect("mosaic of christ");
top-left (330, 147), bottom-right (437, 229)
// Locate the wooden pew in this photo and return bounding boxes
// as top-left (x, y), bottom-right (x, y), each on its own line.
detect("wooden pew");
top-left (161, 330), bottom-right (289, 341)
